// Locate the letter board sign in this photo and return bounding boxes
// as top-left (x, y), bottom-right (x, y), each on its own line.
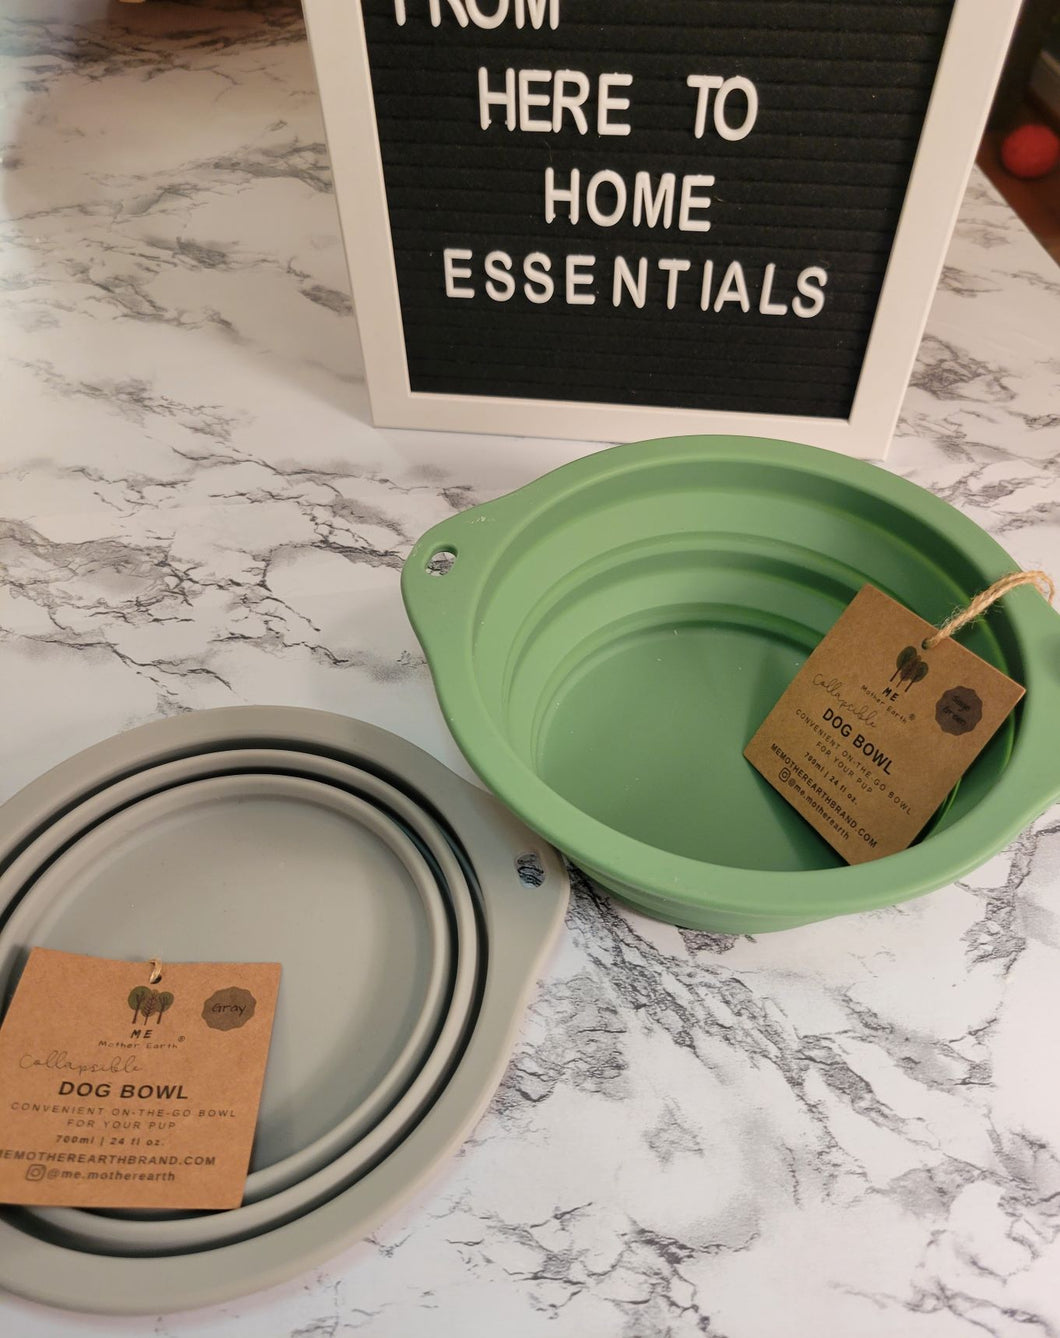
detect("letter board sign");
top-left (303, 0), bottom-right (1019, 457)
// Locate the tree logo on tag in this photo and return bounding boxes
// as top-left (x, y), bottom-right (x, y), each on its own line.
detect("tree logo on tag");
top-left (884, 646), bottom-right (930, 699)
top-left (128, 985), bottom-right (174, 1027)
top-left (202, 987), bottom-right (257, 1031)
top-left (935, 686), bottom-right (983, 735)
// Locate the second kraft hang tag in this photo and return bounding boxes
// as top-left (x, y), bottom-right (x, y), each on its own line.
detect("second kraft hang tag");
top-left (744, 586), bottom-right (1025, 864)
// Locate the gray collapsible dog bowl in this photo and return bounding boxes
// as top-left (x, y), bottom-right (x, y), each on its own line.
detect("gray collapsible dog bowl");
top-left (4, 772), bottom-right (475, 1254)
top-left (0, 753), bottom-right (476, 1214)
top-left (0, 708), bottom-right (568, 1313)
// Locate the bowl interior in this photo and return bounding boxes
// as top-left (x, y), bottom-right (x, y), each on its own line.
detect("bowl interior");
top-left (467, 460), bottom-right (1021, 874)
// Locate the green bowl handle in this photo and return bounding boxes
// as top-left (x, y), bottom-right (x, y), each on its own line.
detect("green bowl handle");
top-left (402, 501), bottom-right (503, 647)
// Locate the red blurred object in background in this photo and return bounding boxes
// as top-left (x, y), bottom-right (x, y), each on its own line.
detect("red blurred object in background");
top-left (1000, 123), bottom-right (1060, 179)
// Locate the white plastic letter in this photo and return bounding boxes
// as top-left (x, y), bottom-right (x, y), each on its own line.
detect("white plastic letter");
top-left (713, 261), bottom-right (750, 313)
top-left (699, 260), bottom-right (714, 311)
top-left (586, 170), bottom-right (627, 227)
top-left (565, 254), bottom-right (596, 304)
top-left (429, 0), bottom-right (470, 25)
top-left (545, 167), bottom-right (580, 223)
top-left (686, 75), bottom-right (723, 138)
top-left (485, 250), bottom-right (516, 301)
top-left (598, 73), bottom-right (633, 136)
top-left (466, 0), bottom-right (508, 28)
top-left (631, 172), bottom-right (675, 229)
top-left (518, 70), bottom-right (552, 130)
top-left (793, 266), bottom-right (827, 318)
top-left (515, 0), bottom-right (559, 28)
top-left (523, 252), bottom-right (554, 303)
top-left (443, 248), bottom-right (475, 298)
top-left (714, 76), bottom-right (758, 141)
top-left (759, 263), bottom-right (788, 316)
top-left (612, 255), bottom-right (648, 308)
top-left (678, 174), bottom-right (714, 233)
top-left (553, 70), bottom-right (590, 134)
top-left (657, 258), bottom-right (690, 310)
top-left (478, 67), bottom-right (517, 130)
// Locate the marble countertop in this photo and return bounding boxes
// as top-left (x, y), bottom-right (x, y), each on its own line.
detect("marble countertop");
top-left (3, 3), bottom-right (1060, 1335)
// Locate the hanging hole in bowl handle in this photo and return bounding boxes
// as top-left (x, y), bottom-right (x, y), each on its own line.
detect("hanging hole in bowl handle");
top-left (426, 548), bottom-right (457, 577)
top-left (516, 852), bottom-right (546, 886)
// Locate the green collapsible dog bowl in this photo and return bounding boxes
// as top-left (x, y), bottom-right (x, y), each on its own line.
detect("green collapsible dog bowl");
top-left (402, 436), bottom-right (1060, 933)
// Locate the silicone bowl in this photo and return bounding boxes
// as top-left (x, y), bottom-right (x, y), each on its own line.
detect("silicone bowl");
top-left (0, 750), bottom-right (476, 1211)
top-left (402, 435), bottom-right (1060, 933)
top-left (0, 708), bottom-right (569, 1312)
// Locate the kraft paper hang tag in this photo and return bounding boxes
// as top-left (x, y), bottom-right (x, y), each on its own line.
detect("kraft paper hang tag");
top-left (0, 949), bottom-right (280, 1210)
top-left (744, 585), bottom-right (1025, 864)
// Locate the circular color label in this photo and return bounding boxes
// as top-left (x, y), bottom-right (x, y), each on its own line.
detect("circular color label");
top-left (201, 986), bottom-right (257, 1031)
top-left (935, 686), bottom-right (983, 736)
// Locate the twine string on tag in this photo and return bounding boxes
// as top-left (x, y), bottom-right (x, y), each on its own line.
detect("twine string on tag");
top-left (147, 958), bottom-right (163, 985)
top-left (922, 570), bottom-right (1055, 650)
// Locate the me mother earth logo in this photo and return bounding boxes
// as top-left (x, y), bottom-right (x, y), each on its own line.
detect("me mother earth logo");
top-left (886, 646), bottom-right (929, 698)
top-left (127, 985), bottom-right (174, 1035)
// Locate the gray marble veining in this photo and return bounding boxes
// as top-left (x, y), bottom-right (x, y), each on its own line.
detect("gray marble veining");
top-left (2, 4), bottom-right (1060, 1335)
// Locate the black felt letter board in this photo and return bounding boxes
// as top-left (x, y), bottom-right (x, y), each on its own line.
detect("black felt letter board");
top-left (360, 1), bottom-right (954, 418)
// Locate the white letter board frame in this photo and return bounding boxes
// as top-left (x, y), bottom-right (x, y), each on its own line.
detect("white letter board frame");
top-left (303, 0), bottom-right (1020, 459)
